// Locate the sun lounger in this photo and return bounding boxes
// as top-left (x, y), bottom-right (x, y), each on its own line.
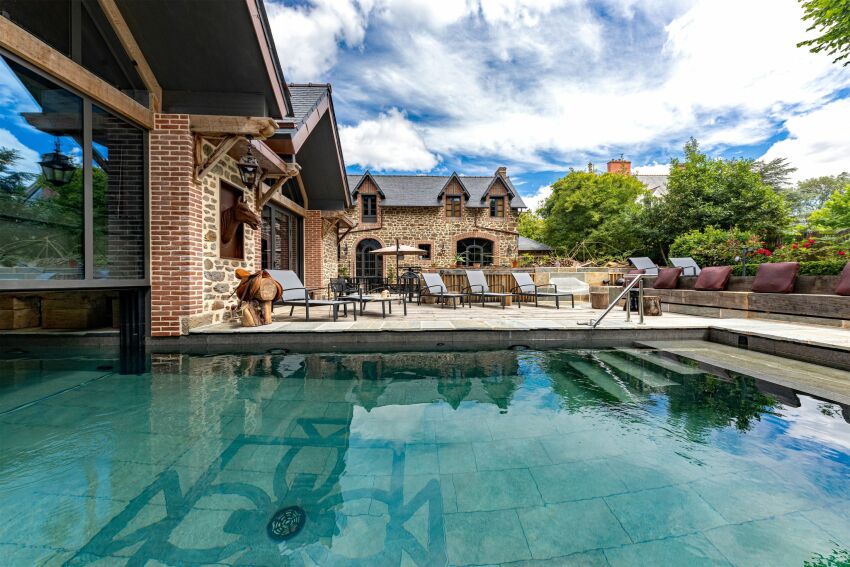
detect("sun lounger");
top-left (669, 257), bottom-right (701, 276)
top-left (267, 269), bottom-right (357, 322)
top-left (628, 257), bottom-right (659, 276)
top-left (511, 272), bottom-right (575, 308)
top-left (419, 272), bottom-right (466, 309)
top-left (465, 270), bottom-right (514, 309)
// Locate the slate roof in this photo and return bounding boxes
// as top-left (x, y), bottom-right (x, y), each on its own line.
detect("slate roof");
top-left (518, 236), bottom-right (552, 252)
top-left (635, 174), bottom-right (669, 197)
top-left (287, 83), bottom-right (330, 125)
top-left (347, 174), bottom-right (527, 209)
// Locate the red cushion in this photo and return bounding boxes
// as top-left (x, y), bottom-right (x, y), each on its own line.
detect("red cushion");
top-left (694, 266), bottom-right (732, 291)
top-left (622, 268), bottom-right (645, 287)
top-left (652, 267), bottom-right (683, 289)
top-left (751, 262), bottom-right (800, 293)
top-left (835, 263), bottom-right (850, 296)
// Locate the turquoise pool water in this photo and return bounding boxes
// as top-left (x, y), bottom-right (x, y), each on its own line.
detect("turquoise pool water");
top-left (1, 348), bottom-right (849, 566)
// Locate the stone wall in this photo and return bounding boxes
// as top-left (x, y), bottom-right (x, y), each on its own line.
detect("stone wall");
top-left (195, 142), bottom-right (260, 329)
top-left (340, 196), bottom-right (519, 275)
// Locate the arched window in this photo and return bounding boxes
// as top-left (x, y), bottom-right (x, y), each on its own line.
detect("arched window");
top-left (456, 238), bottom-right (494, 266)
top-left (356, 239), bottom-right (383, 282)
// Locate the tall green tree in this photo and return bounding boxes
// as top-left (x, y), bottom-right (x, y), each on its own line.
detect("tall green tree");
top-left (539, 170), bottom-right (648, 255)
top-left (808, 188), bottom-right (850, 232)
top-left (786, 173), bottom-right (850, 219)
top-left (753, 157), bottom-right (796, 192)
top-left (517, 210), bottom-right (545, 242)
top-left (647, 139), bottom-right (791, 252)
top-left (797, 0), bottom-right (850, 66)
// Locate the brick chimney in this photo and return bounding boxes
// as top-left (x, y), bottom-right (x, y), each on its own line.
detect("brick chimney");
top-left (607, 159), bottom-right (631, 174)
top-left (495, 166), bottom-right (508, 178)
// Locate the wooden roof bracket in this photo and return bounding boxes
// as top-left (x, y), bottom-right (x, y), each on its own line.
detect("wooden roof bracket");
top-left (195, 135), bottom-right (241, 181)
top-left (256, 174), bottom-right (291, 211)
top-left (96, 0), bottom-right (163, 113)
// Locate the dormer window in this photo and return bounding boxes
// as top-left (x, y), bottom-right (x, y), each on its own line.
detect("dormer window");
top-left (446, 196), bottom-right (462, 218)
top-left (362, 194), bottom-right (377, 223)
top-left (490, 196), bottom-right (505, 217)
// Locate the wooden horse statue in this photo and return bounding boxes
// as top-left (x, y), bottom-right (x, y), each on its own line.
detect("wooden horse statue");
top-left (221, 197), bottom-right (261, 245)
top-left (235, 268), bottom-right (283, 326)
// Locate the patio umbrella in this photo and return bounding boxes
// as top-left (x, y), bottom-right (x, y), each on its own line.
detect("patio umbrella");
top-left (369, 238), bottom-right (428, 278)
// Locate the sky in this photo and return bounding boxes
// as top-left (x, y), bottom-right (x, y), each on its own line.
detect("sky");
top-left (265, 0), bottom-right (850, 210)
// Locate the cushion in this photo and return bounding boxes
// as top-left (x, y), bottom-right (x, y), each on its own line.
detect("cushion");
top-left (694, 266), bottom-right (733, 291)
top-left (834, 263), bottom-right (850, 296)
top-left (652, 267), bottom-right (683, 289)
top-left (751, 262), bottom-right (800, 294)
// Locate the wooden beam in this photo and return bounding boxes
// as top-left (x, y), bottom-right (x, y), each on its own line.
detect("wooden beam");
top-left (295, 172), bottom-right (309, 209)
top-left (195, 135), bottom-right (240, 180)
top-left (256, 175), bottom-right (290, 211)
top-left (270, 193), bottom-right (307, 217)
top-left (0, 16), bottom-right (153, 128)
top-left (189, 115), bottom-right (277, 138)
top-left (244, 0), bottom-right (289, 118)
top-left (95, 0), bottom-right (163, 112)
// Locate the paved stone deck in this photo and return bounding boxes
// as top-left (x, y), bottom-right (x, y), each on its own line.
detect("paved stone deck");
top-left (192, 300), bottom-right (850, 352)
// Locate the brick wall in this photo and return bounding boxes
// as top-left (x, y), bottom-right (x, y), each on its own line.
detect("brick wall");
top-left (149, 114), bottom-right (203, 337)
top-left (304, 210), bottom-right (324, 290)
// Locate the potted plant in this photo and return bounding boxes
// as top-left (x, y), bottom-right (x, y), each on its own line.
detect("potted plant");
top-left (452, 254), bottom-right (465, 267)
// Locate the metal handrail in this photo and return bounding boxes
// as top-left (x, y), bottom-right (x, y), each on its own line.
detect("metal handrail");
top-left (579, 274), bottom-right (646, 328)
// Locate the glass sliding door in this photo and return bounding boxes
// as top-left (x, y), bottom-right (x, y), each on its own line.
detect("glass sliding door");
top-left (262, 204), bottom-right (303, 280)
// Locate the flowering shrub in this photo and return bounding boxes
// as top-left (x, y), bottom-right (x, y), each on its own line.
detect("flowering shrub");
top-left (772, 234), bottom-right (850, 262)
top-left (669, 227), bottom-right (761, 268)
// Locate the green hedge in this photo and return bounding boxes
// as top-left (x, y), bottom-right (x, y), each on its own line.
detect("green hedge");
top-left (728, 260), bottom-right (847, 276)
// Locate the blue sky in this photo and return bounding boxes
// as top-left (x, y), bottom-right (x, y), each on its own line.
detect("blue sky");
top-left (265, 0), bottom-right (850, 209)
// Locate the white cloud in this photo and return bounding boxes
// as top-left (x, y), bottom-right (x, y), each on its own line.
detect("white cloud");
top-left (522, 184), bottom-right (553, 212)
top-left (760, 98), bottom-right (850, 182)
top-left (339, 108), bottom-right (439, 171)
top-left (266, 0), bottom-right (370, 79)
top-left (0, 129), bottom-right (40, 173)
top-left (632, 163), bottom-right (670, 176)
top-left (269, 0), bottom-right (850, 178)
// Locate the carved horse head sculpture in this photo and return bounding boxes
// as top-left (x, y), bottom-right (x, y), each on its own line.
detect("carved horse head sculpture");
top-left (221, 197), bottom-right (261, 245)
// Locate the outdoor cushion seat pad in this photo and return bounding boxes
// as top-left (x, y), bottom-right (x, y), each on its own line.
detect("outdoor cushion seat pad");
top-left (751, 262), bottom-right (800, 294)
top-left (836, 263), bottom-right (850, 296)
top-left (694, 266), bottom-right (733, 291)
top-left (652, 267), bottom-right (683, 289)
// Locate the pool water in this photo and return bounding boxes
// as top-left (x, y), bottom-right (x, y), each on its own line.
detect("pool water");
top-left (1, 349), bottom-right (849, 566)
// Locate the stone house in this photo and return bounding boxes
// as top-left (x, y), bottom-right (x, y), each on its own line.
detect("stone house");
top-left (340, 169), bottom-right (526, 278)
top-left (0, 1), bottom-right (350, 344)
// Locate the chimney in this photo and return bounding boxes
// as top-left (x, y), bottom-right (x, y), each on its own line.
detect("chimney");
top-left (607, 159), bottom-right (631, 174)
top-left (495, 166), bottom-right (508, 178)
top-left (587, 162), bottom-right (594, 173)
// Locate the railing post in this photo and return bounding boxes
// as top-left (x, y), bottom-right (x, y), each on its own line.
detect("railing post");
top-left (638, 278), bottom-right (645, 325)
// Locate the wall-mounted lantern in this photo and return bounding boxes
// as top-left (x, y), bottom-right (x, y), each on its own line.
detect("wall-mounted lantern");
top-left (39, 138), bottom-right (76, 187)
top-left (237, 137), bottom-right (262, 189)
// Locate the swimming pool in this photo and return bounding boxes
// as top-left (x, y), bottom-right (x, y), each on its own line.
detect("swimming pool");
top-left (1, 348), bottom-right (849, 566)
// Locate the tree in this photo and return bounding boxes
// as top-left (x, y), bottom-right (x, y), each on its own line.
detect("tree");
top-left (539, 170), bottom-right (648, 253)
top-left (786, 173), bottom-right (850, 219)
top-left (648, 139), bottom-right (791, 252)
top-left (753, 157), bottom-right (796, 192)
top-left (797, 0), bottom-right (850, 66)
top-left (0, 147), bottom-right (34, 194)
top-left (808, 188), bottom-right (850, 232)
top-left (517, 210), bottom-right (545, 242)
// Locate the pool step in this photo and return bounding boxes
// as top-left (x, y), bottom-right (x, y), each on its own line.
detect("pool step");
top-left (567, 360), bottom-right (638, 402)
top-left (634, 340), bottom-right (850, 405)
top-left (593, 351), bottom-right (679, 388)
top-left (615, 348), bottom-right (705, 376)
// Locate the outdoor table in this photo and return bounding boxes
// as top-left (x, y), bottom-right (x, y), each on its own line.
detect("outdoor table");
top-left (341, 293), bottom-right (407, 318)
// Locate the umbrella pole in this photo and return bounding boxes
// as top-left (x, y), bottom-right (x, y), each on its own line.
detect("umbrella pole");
top-left (396, 238), bottom-right (400, 283)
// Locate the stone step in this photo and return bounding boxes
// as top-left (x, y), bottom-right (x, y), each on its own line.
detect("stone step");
top-left (593, 351), bottom-right (679, 389)
top-left (567, 359), bottom-right (639, 403)
top-left (615, 348), bottom-right (706, 375)
top-left (634, 340), bottom-right (850, 405)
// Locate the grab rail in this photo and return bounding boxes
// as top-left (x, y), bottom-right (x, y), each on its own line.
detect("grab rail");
top-left (579, 274), bottom-right (645, 328)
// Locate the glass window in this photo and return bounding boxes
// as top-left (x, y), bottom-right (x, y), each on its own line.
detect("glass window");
top-left (92, 105), bottom-right (145, 279)
top-left (457, 238), bottom-right (494, 266)
top-left (446, 196), bottom-right (462, 218)
top-left (419, 243), bottom-right (432, 260)
top-left (0, 57), bottom-right (84, 280)
top-left (362, 194), bottom-right (377, 223)
top-left (490, 196), bottom-right (505, 217)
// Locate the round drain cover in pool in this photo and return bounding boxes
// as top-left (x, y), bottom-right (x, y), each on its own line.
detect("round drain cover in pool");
top-left (267, 506), bottom-right (305, 541)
